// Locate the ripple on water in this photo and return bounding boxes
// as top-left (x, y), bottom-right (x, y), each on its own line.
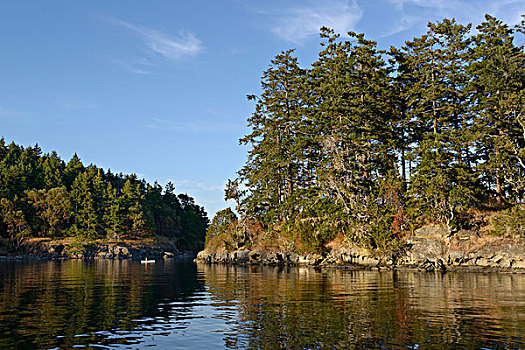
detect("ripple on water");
top-left (1, 260), bottom-right (525, 349)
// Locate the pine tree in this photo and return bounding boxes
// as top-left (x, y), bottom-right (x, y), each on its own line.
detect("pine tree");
top-left (121, 178), bottom-right (151, 237)
top-left (26, 187), bottom-right (71, 237)
top-left (308, 29), bottom-right (398, 242)
top-left (469, 15), bottom-right (525, 204)
top-left (70, 172), bottom-right (98, 238)
top-left (239, 49), bottom-right (309, 226)
top-left (102, 182), bottom-right (124, 240)
top-left (401, 19), bottom-right (476, 228)
top-left (64, 153), bottom-right (84, 189)
top-left (41, 151), bottom-right (65, 189)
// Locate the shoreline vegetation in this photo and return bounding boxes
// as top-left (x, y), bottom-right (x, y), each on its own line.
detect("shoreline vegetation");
top-left (0, 139), bottom-right (209, 256)
top-left (200, 15), bottom-right (525, 270)
top-left (0, 236), bottom-right (195, 261)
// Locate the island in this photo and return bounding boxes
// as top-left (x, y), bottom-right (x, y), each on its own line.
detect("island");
top-left (198, 15), bottom-right (525, 271)
top-left (0, 139), bottom-right (209, 260)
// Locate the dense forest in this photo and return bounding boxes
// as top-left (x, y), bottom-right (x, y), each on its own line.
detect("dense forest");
top-left (0, 139), bottom-right (209, 251)
top-left (206, 15), bottom-right (525, 253)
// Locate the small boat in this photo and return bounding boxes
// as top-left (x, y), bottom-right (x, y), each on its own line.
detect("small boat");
top-left (141, 257), bottom-right (155, 264)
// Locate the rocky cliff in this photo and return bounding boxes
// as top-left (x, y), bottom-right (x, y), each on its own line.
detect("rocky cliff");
top-left (196, 225), bottom-right (525, 271)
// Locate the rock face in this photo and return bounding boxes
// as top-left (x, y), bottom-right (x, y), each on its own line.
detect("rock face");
top-left (3, 240), bottom-right (188, 261)
top-left (402, 237), bottom-right (446, 265)
top-left (195, 224), bottom-right (525, 271)
top-left (414, 224), bottom-right (449, 239)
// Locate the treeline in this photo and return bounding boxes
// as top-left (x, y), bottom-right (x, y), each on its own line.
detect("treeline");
top-left (207, 15), bottom-right (525, 252)
top-left (0, 139), bottom-right (209, 251)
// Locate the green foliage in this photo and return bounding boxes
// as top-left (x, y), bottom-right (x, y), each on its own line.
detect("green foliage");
top-left (205, 208), bottom-right (238, 247)
top-left (26, 187), bottom-right (71, 237)
top-left (0, 138), bottom-right (209, 251)
top-left (0, 196), bottom-right (31, 245)
top-left (230, 15), bottom-right (525, 253)
top-left (490, 206), bottom-right (525, 237)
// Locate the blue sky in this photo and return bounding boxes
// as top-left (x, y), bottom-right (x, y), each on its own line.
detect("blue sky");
top-left (1, 0), bottom-right (523, 218)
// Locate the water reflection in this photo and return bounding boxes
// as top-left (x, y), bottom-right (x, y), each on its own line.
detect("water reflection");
top-left (0, 259), bottom-right (205, 349)
top-left (199, 264), bottom-right (525, 349)
top-left (0, 260), bottom-right (524, 349)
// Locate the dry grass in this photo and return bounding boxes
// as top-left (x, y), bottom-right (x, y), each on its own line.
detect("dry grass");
top-left (325, 232), bottom-right (345, 251)
top-left (23, 235), bottom-right (173, 248)
top-left (466, 235), bottom-right (515, 252)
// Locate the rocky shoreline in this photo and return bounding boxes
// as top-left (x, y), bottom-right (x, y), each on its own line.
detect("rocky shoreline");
top-left (196, 225), bottom-right (525, 272)
top-left (0, 238), bottom-right (195, 261)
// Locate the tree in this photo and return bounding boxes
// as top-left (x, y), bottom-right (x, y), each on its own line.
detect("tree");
top-left (399, 19), bottom-right (477, 228)
top-left (102, 182), bottom-right (125, 240)
top-left (26, 187), bottom-right (71, 237)
top-left (469, 15), bottom-right (525, 204)
top-left (41, 151), bottom-right (65, 189)
top-left (0, 197), bottom-right (30, 247)
top-left (205, 208), bottom-right (238, 247)
top-left (308, 28), bottom-right (398, 241)
top-left (239, 50), bottom-right (310, 226)
top-left (121, 178), bottom-right (151, 237)
top-left (64, 153), bottom-right (84, 189)
top-left (70, 172), bottom-right (98, 238)
top-left (177, 193), bottom-right (209, 250)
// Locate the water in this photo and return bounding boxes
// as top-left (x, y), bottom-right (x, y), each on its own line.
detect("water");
top-left (0, 260), bottom-right (524, 349)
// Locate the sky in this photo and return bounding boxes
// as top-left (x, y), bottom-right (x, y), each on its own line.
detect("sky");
top-left (1, 0), bottom-right (524, 218)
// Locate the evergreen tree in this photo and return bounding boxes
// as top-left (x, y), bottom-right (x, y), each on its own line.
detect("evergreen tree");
top-left (469, 15), bottom-right (525, 204)
top-left (400, 19), bottom-right (476, 227)
top-left (121, 178), bottom-right (151, 237)
top-left (41, 151), bottom-right (65, 189)
top-left (64, 153), bottom-right (84, 189)
top-left (26, 187), bottom-right (71, 237)
top-left (239, 49), bottom-right (309, 225)
top-left (70, 172), bottom-right (98, 238)
top-left (308, 29), bottom-right (398, 242)
top-left (102, 182), bottom-right (125, 240)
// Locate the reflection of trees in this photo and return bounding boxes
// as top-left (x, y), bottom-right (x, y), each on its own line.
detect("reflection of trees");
top-left (1, 261), bottom-right (524, 349)
top-left (199, 264), bottom-right (525, 349)
top-left (0, 259), bottom-right (204, 349)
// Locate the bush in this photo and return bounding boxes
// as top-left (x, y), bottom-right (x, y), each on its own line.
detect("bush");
top-left (490, 206), bottom-right (525, 237)
top-left (205, 208), bottom-right (238, 248)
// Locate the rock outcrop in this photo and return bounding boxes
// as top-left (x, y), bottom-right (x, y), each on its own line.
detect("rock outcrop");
top-left (0, 239), bottom-right (191, 261)
top-left (196, 225), bottom-right (525, 271)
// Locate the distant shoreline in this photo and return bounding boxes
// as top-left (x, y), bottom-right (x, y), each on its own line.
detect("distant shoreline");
top-left (0, 237), bottom-right (197, 261)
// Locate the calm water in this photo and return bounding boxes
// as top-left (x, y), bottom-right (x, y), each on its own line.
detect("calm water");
top-left (0, 260), bottom-right (524, 349)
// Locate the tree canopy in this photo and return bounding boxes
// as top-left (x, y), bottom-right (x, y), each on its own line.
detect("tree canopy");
top-left (0, 139), bottom-right (209, 251)
top-left (207, 14), bottom-right (525, 252)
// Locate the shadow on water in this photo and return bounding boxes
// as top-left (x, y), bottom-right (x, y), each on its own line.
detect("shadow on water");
top-left (199, 264), bottom-right (525, 350)
top-left (1, 260), bottom-right (525, 349)
top-left (0, 259), bottom-right (204, 349)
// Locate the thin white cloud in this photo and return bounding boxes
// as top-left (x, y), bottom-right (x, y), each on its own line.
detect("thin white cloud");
top-left (173, 179), bottom-right (226, 193)
top-left (385, 0), bottom-right (469, 36)
top-left (0, 106), bottom-right (28, 119)
top-left (268, 0), bottom-right (364, 43)
top-left (107, 57), bottom-right (155, 75)
top-left (388, 0), bottom-right (448, 9)
top-left (145, 117), bottom-right (243, 133)
top-left (383, 0), bottom-right (525, 39)
top-left (167, 178), bottom-right (230, 217)
top-left (489, 0), bottom-right (525, 26)
top-left (112, 18), bottom-right (203, 61)
top-left (54, 101), bottom-right (99, 112)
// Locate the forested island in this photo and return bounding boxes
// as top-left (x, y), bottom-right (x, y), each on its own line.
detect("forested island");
top-left (0, 138), bottom-right (209, 255)
top-left (201, 15), bottom-right (525, 268)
